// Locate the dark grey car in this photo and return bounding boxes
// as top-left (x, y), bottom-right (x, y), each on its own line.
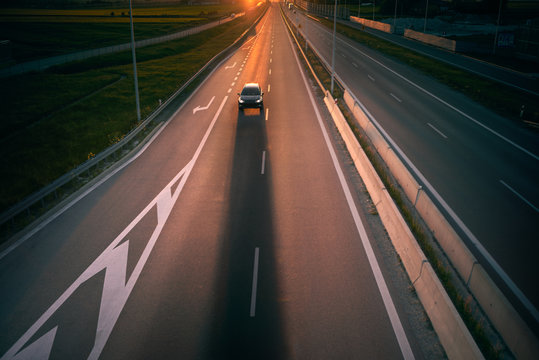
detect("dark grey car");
top-left (238, 83), bottom-right (263, 110)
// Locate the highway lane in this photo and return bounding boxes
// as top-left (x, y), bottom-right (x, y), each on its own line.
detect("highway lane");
top-left (289, 8), bottom-right (539, 322)
top-left (0, 4), bottom-right (436, 359)
top-left (342, 19), bottom-right (539, 96)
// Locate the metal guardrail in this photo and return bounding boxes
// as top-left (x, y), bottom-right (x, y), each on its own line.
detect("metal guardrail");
top-left (0, 6), bottom-right (268, 236)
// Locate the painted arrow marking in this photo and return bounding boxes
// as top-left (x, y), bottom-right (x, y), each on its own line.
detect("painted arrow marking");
top-left (1, 96), bottom-right (229, 360)
top-left (225, 61), bottom-right (237, 69)
top-left (193, 96), bottom-right (215, 115)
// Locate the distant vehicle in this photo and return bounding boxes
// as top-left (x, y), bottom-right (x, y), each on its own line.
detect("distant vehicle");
top-left (238, 83), bottom-right (263, 110)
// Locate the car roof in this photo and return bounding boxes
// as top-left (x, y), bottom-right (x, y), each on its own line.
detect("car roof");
top-left (243, 83), bottom-right (260, 89)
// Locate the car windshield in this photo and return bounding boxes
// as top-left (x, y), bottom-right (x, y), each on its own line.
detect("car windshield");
top-left (242, 87), bottom-right (260, 95)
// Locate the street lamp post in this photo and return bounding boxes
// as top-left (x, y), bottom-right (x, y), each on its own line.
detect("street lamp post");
top-left (331, 0), bottom-right (337, 95)
top-left (423, 0), bottom-right (429, 33)
top-left (129, 0), bottom-right (141, 122)
top-left (493, 0), bottom-right (503, 55)
top-left (305, 7), bottom-right (309, 51)
top-left (393, 0), bottom-right (398, 34)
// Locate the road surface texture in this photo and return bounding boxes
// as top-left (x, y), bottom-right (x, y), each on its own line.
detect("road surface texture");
top-left (0, 4), bottom-right (444, 359)
top-left (290, 7), bottom-right (539, 328)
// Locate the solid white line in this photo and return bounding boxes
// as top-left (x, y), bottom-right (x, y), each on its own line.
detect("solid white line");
top-left (332, 33), bottom-right (539, 161)
top-left (2, 97), bottom-right (229, 359)
top-left (261, 151), bottom-right (266, 175)
top-left (250, 247), bottom-right (260, 317)
top-left (427, 123), bottom-right (448, 139)
top-left (346, 85), bottom-right (539, 323)
top-left (304, 13), bottom-right (539, 301)
top-left (286, 25), bottom-right (415, 360)
top-left (265, 107), bottom-right (269, 121)
top-left (0, 44), bottom-right (238, 261)
top-left (500, 180), bottom-right (538, 213)
top-left (305, 25), bottom-right (539, 321)
top-left (390, 93), bottom-right (402, 103)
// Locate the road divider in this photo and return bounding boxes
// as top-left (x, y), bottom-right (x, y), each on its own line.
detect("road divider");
top-left (324, 91), bottom-right (483, 360)
top-left (342, 89), bottom-right (539, 360)
top-left (350, 16), bottom-right (394, 34)
top-left (282, 4), bottom-right (539, 358)
top-left (280, 6), bottom-right (479, 357)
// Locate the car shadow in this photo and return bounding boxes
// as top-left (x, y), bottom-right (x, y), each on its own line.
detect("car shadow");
top-left (202, 108), bottom-right (288, 359)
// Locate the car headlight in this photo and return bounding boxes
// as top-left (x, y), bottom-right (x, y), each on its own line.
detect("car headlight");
top-left (256, 98), bottom-right (262, 103)
top-left (239, 99), bottom-right (244, 103)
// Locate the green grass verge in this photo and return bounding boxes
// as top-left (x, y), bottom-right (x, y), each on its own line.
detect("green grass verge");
top-left (0, 8), bottom-right (265, 213)
top-left (317, 17), bottom-right (539, 126)
top-left (0, 4), bottom-right (243, 62)
top-left (289, 18), bottom-right (504, 359)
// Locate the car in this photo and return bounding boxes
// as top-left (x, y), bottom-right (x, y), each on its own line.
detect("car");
top-left (238, 83), bottom-right (263, 110)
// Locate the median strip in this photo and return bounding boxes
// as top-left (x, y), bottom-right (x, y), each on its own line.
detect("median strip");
top-left (280, 5), bottom-right (495, 359)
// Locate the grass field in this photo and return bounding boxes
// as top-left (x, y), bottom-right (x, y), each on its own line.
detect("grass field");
top-left (0, 5), bottom-right (266, 213)
top-left (0, 5), bottom-right (240, 18)
top-left (0, 4), bottom-right (243, 62)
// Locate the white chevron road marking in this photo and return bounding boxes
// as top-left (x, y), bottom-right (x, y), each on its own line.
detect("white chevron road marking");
top-left (1, 96), bottom-right (229, 360)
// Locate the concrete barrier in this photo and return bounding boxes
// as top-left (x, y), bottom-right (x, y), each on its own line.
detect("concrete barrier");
top-left (324, 92), bottom-right (483, 359)
top-left (286, 7), bottom-right (538, 355)
top-left (342, 88), bottom-right (539, 359)
top-left (414, 191), bottom-right (476, 280)
top-left (350, 16), bottom-right (394, 33)
top-left (414, 262), bottom-right (483, 359)
top-left (468, 266), bottom-right (539, 360)
top-left (404, 29), bottom-right (456, 52)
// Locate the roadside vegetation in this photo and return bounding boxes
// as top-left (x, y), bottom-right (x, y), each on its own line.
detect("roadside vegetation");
top-left (284, 9), bottom-right (506, 359)
top-left (0, 5), bottom-right (242, 63)
top-left (0, 5), bottom-right (265, 214)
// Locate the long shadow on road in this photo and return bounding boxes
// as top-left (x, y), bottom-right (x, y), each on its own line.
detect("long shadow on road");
top-left (204, 107), bottom-right (289, 359)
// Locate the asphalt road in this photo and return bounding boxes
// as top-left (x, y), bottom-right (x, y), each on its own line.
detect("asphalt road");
top-left (343, 18), bottom-right (539, 97)
top-left (289, 8), bottom-right (539, 325)
top-left (0, 4), bottom-right (436, 359)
